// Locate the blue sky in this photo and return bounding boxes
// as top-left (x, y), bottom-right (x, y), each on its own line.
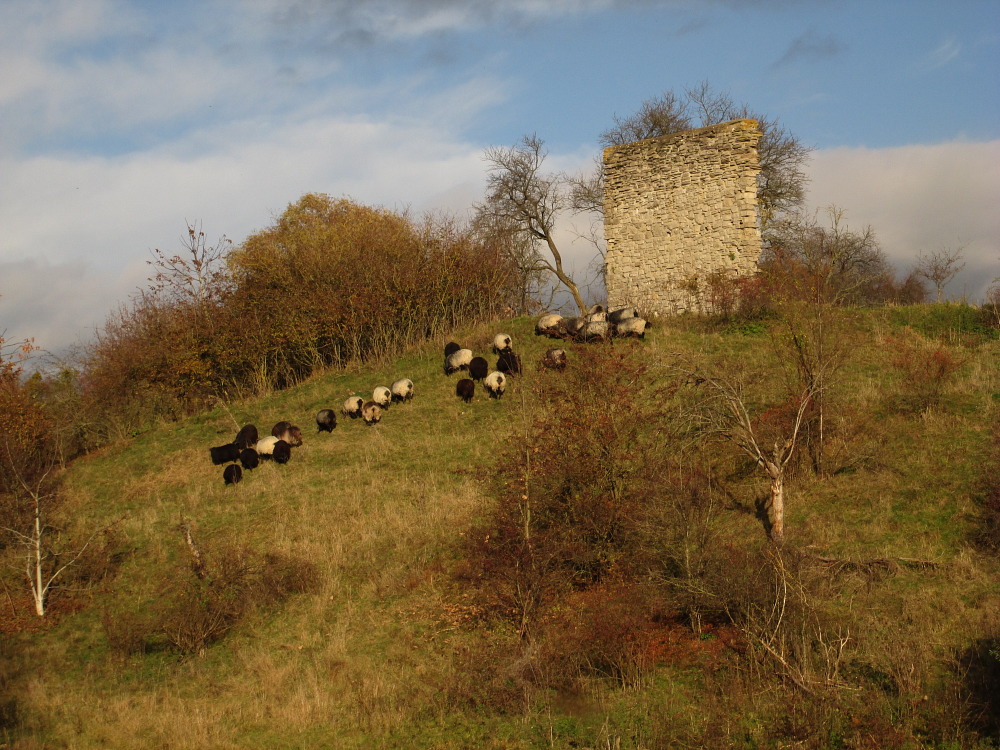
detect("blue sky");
top-left (1, 0), bottom-right (998, 355)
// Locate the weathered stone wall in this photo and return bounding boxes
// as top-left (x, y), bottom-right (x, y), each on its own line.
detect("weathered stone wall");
top-left (603, 119), bottom-right (762, 316)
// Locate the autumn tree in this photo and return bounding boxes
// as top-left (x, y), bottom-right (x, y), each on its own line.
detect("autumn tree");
top-left (475, 135), bottom-right (589, 315)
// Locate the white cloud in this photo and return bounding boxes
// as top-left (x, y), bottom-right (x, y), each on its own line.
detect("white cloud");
top-left (806, 139), bottom-right (1000, 300)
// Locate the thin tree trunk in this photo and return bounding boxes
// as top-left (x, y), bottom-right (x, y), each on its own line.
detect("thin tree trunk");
top-left (768, 472), bottom-right (785, 544)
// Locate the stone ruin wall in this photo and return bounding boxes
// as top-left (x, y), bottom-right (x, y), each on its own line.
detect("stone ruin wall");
top-left (603, 119), bottom-right (763, 316)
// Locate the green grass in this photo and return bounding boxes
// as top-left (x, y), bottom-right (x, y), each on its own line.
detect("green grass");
top-left (2, 310), bottom-right (999, 748)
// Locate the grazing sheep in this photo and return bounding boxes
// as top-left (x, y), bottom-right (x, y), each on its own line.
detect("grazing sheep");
top-left (608, 306), bottom-right (637, 324)
top-left (492, 333), bottom-right (512, 354)
top-left (586, 304), bottom-right (605, 315)
top-left (223, 464), bottom-right (243, 485)
top-left (444, 341), bottom-right (462, 358)
top-left (272, 422), bottom-right (303, 447)
top-left (535, 313), bottom-right (563, 337)
top-left (444, 348), bottom-right (474, 375)
top-left (316, 409), bottom-right (337, 432)
top-left (234, 424), bottom-right (259, 450)
top-left (585, 310), bottom-right (607, 323)
top-left (614, 316), bottom-right (652, 339)
top-left (255, 436), bottom-right (279, 457)
top-left (272, 440), bottom-right (292, 465)
top-left (210, 443), bottom-right (241, 465)
top-left (361, 401), bottom-right (383, 426)
top-left (456, 378), bottom-right (475, 403)
top-left (239, 448), bottom-right (260, 470)
top-left (372, 386), bottom-right (392, 409)
top-left (484, 371), bottom-right (506, 399)
top-left (541, 348), bottom-right (568, 370)
top-left (342, 396), bottom-right (364, 419)
top-left (496, 350), bottom-right (522, 375)
top-left (579, 320), bottom-right (610, 342)
top-left (468, 356), bottom-right (489, 381)
top-left (561, 316), bottom-right (586, 338)
top-left (390, 378), bottom-right (414, 403)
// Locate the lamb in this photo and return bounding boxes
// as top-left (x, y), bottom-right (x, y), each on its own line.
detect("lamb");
top-left (468, 356), bottom-right (489, 381)
top-left (223, 464), bottom-right (243, 485)
top-left (239, 448), bottom-right (260, 470)
top-left (272, 440), bottom-right (292, 465)
top-left (372, 386), bottom-right (392, 410)
top-left (444, 341), bottom-right (462, 358)
top-left (271, 422), bottom-right (303, 447)
top-left (234, 424), bottom-right (259, 450)
top-left (541, 348), bottom-right (568, 370)
top-left (342, 396), bottom-right (364, 419)
top-left (492, 333), bottom-right (512, 354)
top-left (390, 378), bottom-right (414, 403)
top-left (456, 378), bottom-right (475, 403)
top-left (444, 348), bottom-right (474, 375)
top-left (483, 371), bottom-right (506, 399)
top-left (316, 409), bottom-right (337, 432)
top-left (496, 350), bottom-right (522, 375)
top-left (614, 316), bottom-right (652, 339)
top-left (210, 443), bottom-right (241, 465)
top-left (361, 401), bottom-right (383, 426)
top-left (535, 313), bottom-right (563, 337)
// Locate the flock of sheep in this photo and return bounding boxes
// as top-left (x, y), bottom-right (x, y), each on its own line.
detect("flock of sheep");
top-left (206, 305), bottom-right (650, 485)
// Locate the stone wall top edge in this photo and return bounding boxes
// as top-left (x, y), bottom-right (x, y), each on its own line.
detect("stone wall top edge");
top-left (602, 119), bottom-right (760, 162)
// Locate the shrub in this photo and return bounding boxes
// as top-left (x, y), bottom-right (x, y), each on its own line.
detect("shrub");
top-left (886, 331), bottom-right (969, 411)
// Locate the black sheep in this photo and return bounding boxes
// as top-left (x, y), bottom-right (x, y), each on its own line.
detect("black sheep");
top-left (316, 409), bottom-right (337, 432)
top-left (210, 443), bottom-right (241, 465)
top-left (444, 341), bottom-right (461, 358)
top-left (468, 356), bottom-right (489, 381)
top-left (272, 440), bottom-right (292, 465)
top-left (496, 350), bottom-right (522, 375)
top-left (456, 378), bottom-right (475, 403)
top-left (272, 422), bottom-right (303, 446)
top-left (223, 464), bottom-right (243, 485)
top-left (239, 448), bottom-right (260, 470)
top-left (234, 424), bottom-right (259, 450)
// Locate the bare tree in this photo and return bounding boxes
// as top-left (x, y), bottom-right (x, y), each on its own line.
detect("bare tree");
top-left (147, 221), bottom-right (232, 308)
top-left (476, 135), bottom-right (588, 314)
top-left (914, 246), bottom-right (966, 303)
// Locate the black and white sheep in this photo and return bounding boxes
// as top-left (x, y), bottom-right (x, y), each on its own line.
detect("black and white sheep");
top-left (316, 409), bottom-right (337, 432)
top-left (535, 313), bottom-right (563, 337)
top-left (444, 341), bottom-right (462, 358)
top-left (540, 348), bottom-right (568, 370)
top-left (607, 306), bottom-right (637, 324)
top-left (255, 436), bottom-right (279, 457)
top-left (239, 448), bottom-right (260, 470)
top-left (613, 316), bottom-right (652, 339)
top-left (390, 378), bottom-right (414, 403)
top-left (444, 348), bottom-right (474, 375)
top-left (361, 401), bottom-right (383, 425)
top-left (496, 350), bottom-right (522, 375)
top-left (210, 443), bottom-right (241, 465)
top-left (579, 320), bottom-right (610, 342)
top-left (272, 422), bottom-right (303, 447)
top-left (234, 424), bottom-right (259, 450)
top-left (372, 386), bottom-right (392, 410)
top-left (492, 333), bottom-right (512, 354)
top-left (456, 378), bottom-right (475, 403)
top-left (468, 356), bottom-right (489, 381)
top-left (560, 316), bottom-right (586, 339)
top-left (483, 371), bottom-right (506, 399)
top-left (223, 464), bottom-right (243, 485)
top-left (342, 396), bottom-right (364, 419)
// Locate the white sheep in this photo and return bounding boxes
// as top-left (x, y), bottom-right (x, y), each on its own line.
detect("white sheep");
top-left (492, 333), bottom-right (513, 354)
top-left (484, 371), bottom-right (507, 399)
top-left (614, 316), bottom-right (652, 339)
top-left (535, 313), bottom-right (563, 337)
top-left (390, 378), bottom-right (414, 403)
top-left (362, 401), bottom-right (383, 425)
top-left (444, 348), bottom-right (474, 375)
top-left (342, 396), bottom-right (364, 419)
top-left (372, 386), bottom-right (392, 409)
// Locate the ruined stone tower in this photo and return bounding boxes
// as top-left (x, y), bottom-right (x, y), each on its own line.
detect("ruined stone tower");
top-left (603, 119), bottom-right (763, 316)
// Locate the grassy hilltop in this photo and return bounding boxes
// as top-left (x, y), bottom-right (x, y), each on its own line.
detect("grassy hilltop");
top-left (1, 308), bottom-right (999, 749)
